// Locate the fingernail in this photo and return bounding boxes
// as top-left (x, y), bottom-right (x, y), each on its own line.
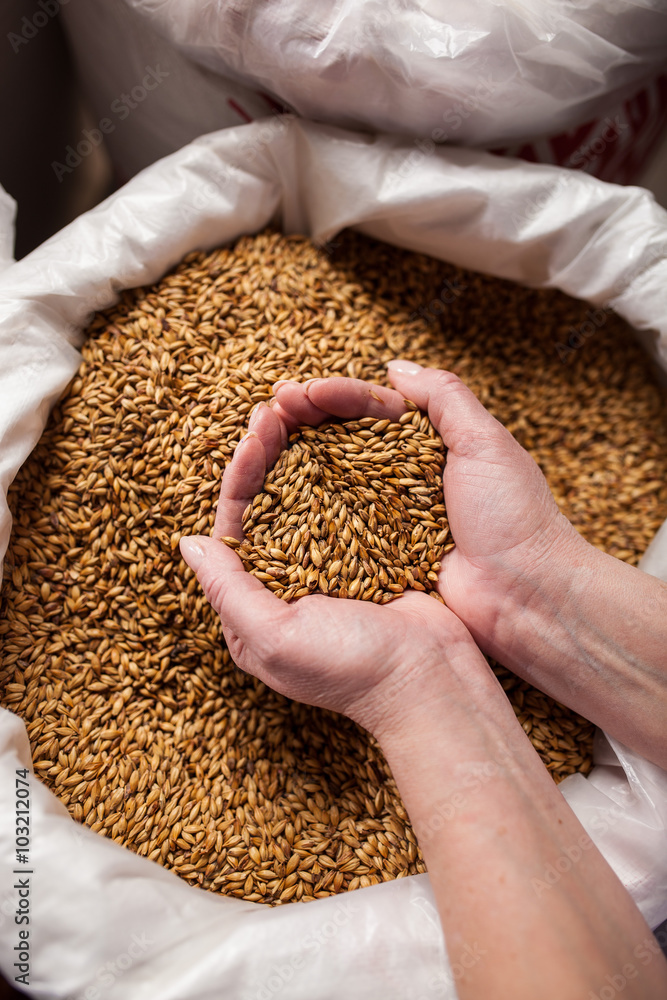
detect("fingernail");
top-left (303, 378), bottom-right (322, 396)
top-left (248, 402), bottom-right (266, 428)
top-left (179, 535), bottom-right (208, 571)
top-left (272, 379), bottom-right (291, 394)
top-left (235, 430), bottom-right (258, 450)
top-left (386, 359), bottom-right (422, 375)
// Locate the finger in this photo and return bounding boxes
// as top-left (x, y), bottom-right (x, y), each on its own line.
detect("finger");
top-left (272, 380), bottom-right (329, 427)
top-left (304, 378), bottom-right (408, 422)
top-left (269, 399), bottom-right (294, 445)
top-left (247, 402), bottom-right (284, 467)
top-left (273, 377), bottom-right (409, 427)
top-left (213, 432), bottom-right (266, 539)
top-left (386, 361), bottom-right (512, 460)
top-left (179, 534), bottom-right (289, 669)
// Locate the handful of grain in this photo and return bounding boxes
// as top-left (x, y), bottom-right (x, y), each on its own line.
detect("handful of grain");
top-left (224, 411), bottom-right (453, 604)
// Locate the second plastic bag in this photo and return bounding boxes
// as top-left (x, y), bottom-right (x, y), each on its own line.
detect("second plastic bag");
top-left (62, 0), bottom-right (667, 181)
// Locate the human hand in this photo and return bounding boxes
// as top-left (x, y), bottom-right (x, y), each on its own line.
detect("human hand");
top-left (180, 400), bottom-right (500, 739)
top-left (269, 361), bottom-right (583, 666)
top-left (178, 381), bottom-right (667, 1000)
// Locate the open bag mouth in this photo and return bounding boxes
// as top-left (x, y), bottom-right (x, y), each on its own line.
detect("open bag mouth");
top-left (0, 117), bottom-right (666, 999)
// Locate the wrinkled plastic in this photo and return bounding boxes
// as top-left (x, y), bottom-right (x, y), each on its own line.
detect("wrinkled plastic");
top-left (61, 0), bottom-right (667, 182)
top-left (0, 118), bottom-right (666, 997)
top-left (641, 519), bottom-right (667, 582)
top-left (560, 728), bottom-right (667, 933)
top-left (0, 186), bottom-right (15, 274)
top-left (123, 0), bottom-right (667, 143)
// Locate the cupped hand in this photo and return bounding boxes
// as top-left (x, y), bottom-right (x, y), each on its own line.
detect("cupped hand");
top-left (270, 363), bottom-right (583, 662)
top-left (180, 401), bottom-right (497, 738)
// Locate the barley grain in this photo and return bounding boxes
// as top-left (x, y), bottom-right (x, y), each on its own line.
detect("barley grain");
top-left (1, 230), bottom-right (665, 903)
top-left (229, 414), bottom-right (450, 603)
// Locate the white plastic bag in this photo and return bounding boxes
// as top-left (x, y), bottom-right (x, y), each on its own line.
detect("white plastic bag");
top-left (1, 118), bottom-right (666, 997)
top-left (61, 0), bottom-right (667, 181)
top-left (123, 0), bottom-right (667, 143)
top-left (0, 185), bottom-right (15, 274)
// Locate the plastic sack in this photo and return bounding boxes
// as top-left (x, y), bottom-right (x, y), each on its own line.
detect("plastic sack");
top-left (1, 118), bottom-right (667, 998)
top-left (122, 0), bottom-right (667, 143)
top-left (61, 0), bottom-right (667, 182)
top-left (0, 185), bottom-right (15, 274)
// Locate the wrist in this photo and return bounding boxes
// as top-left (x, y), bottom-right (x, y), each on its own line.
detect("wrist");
top-left (350, 628), bottom-right (495, 740)
top-left (370, 644), bottom-right (529, 776)
top-left (489, 522), bottom-right (667, 766)
top-left (488, 515), bottom-right (593, 663)
top-left (373, 664), bottom-right (557, 870)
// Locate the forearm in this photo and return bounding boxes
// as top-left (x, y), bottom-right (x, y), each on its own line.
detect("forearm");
top-left (376, 680), bottom-right (667, 1000)
top-left (488, 525), bottom-right (667, 768)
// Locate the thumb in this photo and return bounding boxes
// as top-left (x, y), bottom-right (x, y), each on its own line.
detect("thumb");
top-left (386, 361), bottom-right (513, 460)
top-left (179, 534), bottom-right (286, 638)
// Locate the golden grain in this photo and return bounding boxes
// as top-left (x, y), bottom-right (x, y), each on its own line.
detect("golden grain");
top-left (229, 414), bottom-right (450, 604)
top-left (1, 230), bottom-right (666, 903)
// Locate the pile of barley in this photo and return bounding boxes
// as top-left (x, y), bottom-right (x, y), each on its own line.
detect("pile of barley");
top-left (1, 230), bottom-right (666, 903)
top-left (227, 412), bottom-right (452, 603)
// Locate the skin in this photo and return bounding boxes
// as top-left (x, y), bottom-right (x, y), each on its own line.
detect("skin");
top-left (269, 363), bottom-right (667, 770)
top-left (179, 362), bottom-right (667, 999)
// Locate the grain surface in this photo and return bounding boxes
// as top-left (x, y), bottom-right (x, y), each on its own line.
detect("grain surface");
top-left (1, 229), bottom-right (666, 901)
top-left (227, 412), bottom-right (451, 604)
